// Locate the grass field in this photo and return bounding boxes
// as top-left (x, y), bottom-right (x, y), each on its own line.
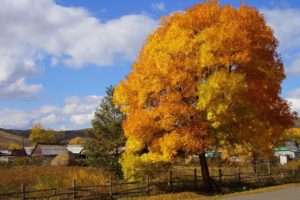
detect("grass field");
top-left (0, 166), bottom-right (108, 193)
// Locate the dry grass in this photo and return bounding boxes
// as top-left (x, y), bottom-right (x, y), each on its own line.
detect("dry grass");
top-left (131, 192), bottom-right (215, 200)
top-left (0, 166), bottom-right (108, 193)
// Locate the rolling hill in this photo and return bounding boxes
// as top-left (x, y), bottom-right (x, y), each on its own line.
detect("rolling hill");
top-left (0, 118), bottom-right (299, 147)
top-left (0, 129), bottom-right (30, 147)
top-left (0, 128), bottom-right (88, 147)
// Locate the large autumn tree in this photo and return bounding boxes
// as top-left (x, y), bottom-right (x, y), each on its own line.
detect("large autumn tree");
top-left (113, 1), bottom-right (296, 189)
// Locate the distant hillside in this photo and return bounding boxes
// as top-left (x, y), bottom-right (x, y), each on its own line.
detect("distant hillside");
top-left (63, 129), bottom-right (89, 141)
top-left (0, 128), bottom-right (88, 147)
top-left (0, 129), bottom-right (30, 147)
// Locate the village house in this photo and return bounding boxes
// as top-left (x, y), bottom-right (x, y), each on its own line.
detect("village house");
top-left (67, 144), bottom-right (85, 157)
top-left (275, 141), bottom-right (300, 165)
top-left (11, 148), bottom-right (27, 157)
top-left (0, 148), bottom-right (12, 163)
top-left (31, 143), bottom-right (68, 157)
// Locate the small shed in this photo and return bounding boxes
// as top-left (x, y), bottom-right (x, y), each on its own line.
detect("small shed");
top-left (31, 143), bottom-right (67, 157)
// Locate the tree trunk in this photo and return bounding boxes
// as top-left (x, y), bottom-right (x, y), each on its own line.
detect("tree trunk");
top-left (199, 152), bottom-right (213, 192)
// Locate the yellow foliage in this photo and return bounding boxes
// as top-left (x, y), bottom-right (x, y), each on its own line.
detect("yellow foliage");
top-left (29, 123), bottom-right (61, 144)
top-left (69, 137), bottom-right (85, 145)
top-left (285, 128), bottom-right (300, 141)
top-left (114, 1), bottom-right (296, 180)
top-left (8, 143), bottom-right (22, 149)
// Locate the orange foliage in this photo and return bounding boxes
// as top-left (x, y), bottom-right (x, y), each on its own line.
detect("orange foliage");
top-left (114, 1), bottom-right (296, 179)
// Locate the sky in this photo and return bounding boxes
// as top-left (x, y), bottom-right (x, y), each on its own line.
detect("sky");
top-left (0, 0), bottom-right (299, 130)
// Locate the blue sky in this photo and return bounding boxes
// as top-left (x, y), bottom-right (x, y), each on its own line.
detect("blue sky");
top-left (0, 0), bottom-right (299, 130)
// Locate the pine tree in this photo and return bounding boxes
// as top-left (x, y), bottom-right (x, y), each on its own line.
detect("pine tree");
top-left (85, 86), bottom-right (125, 178)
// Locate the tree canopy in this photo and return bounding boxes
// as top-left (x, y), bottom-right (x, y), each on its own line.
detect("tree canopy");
top-left (113, 1), bottom-right (296, 183)
top-left (69, 137), bottom-right (85, 145)
top-left (29, 124), bottom-right (64, 144)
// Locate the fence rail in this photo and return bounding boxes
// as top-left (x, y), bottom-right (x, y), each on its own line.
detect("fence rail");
top-left (0, 166), bottom-right (299, 200)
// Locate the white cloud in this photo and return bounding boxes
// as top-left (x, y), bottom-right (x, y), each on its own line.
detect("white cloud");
top-left (287, 88), bottom-right (300, 98)
top-left (262, 8), bottom-right (300, 48)
top-left (38, 105), bottom-right (60, 114)
top-left (70, 114), bottom-right (93, 126)
top-left (262, 8), bottom-right (300, 75)
top-left (287, 56), bottom-right (300, 74)
top-left (152, 2), bottom-right (166, 11)
top-left (0, 0), bottom-right (157, 100)
top-left (41, 113), bottom-right (64, 125)
top-left (62, 96), bottom-right (101, 114)
top-left (287, 98), bottom-right (300, 114)
top-left (0, 95), bottom-right (102, 130)
top-left (286, 88), bottom-right (300, 114)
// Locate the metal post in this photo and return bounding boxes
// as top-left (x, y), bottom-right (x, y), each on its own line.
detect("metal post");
top-left (72, 180), bottom-right (77, 200)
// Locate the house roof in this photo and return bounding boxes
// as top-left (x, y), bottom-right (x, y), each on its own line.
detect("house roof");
top-left (11, 148), bottom-right (27, 157)
top-left (67, 144), bottom-right (83, 154)
top-left (0, 149), bottom-right (11, 155)
top-left (276, 141), bottom-right (300, 152)
top-left (32, 143), bottom-right (67, 156)
top-left (24, 147), bottom-right (34, 155)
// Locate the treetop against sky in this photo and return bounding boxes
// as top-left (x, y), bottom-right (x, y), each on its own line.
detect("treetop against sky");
top-left (0, 0), bottom-right (299, 130)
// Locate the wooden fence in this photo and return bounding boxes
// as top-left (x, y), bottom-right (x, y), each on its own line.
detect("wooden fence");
top-left (0, 166), bottom-right (299, 200)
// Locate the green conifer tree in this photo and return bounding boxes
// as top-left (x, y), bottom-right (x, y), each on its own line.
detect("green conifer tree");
top-left (85, 86), bottom-right (125, 178)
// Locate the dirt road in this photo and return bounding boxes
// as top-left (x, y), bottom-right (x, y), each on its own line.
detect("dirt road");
top-left (223, 186), bottom-right (300, 200)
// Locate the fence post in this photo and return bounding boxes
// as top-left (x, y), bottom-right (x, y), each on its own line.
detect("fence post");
top-left (279, 165), bottom-right (284, 178)
top-left (293, 163), bottom-right (296, 177)
top-left (169, 170), bottom-right (173, 192)
top-left (255, 171), bottom-right (258, 183)
top-left (72, 180), bottom-right (77, 200)
top-left (236, 167), bottom-right (241, 183)
top-left (218, 168), bottom-right (222, 183)
top-left (193, 168), bottom-right (197, 190)
top-left (109, 175), bottom-right (113, 199)
top-left (146, 174), bottom-right (150, 196)
top-left (21, 183), bottom-right (26, 200)
top-left (280, 165), bottom-right (284, 178)
top-left (52, 188), bottom-right (57, 197)
top-left (218, 168), bottom-right (222, 193)
top-left (267, 161), bottom-right (271, 176)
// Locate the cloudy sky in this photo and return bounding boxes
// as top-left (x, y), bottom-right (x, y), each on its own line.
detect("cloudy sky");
top-left (0, 0), bottom-right (299, 130)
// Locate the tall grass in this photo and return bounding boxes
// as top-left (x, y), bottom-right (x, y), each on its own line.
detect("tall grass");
top-left (0, 166), bottom-right (108, 193)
